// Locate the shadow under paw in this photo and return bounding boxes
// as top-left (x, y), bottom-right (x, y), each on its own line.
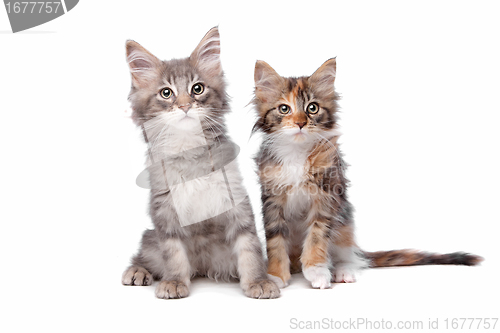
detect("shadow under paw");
top-left (155, 281), bottom-right (190, 299)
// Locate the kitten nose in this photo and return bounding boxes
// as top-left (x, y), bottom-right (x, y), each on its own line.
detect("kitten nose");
top-left (179, 104), bottom-right (191, 113)
top-left (296, 121), bottom-right (306, 129)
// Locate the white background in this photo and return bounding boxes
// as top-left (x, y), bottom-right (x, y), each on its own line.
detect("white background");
top-left (1, 1), bottom-right (499, 332)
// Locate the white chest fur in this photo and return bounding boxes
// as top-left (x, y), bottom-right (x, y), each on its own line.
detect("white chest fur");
top-left (271, 140), bottom-right (313, 188)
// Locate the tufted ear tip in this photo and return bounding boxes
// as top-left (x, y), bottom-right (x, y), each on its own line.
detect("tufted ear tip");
top-left (125, 40), bottom-right (161, 87)
top-left (190, 27), bottom-right (222, 77)
top-left (254, 60), bottom-right (280, 83)
top-left (310, 58), bottom-right (337, 90)
top-left (125, 39), bottom-right (139, 51)
top-left (314, 58), bottom-right (337, 75)
top-left (253, 60), bottom-right (284, 107)
top-left (325, 57), bottom-right (337, 72)
top-left (255, 59), bottom-right (268, 67)
top-left (205, 26), bottom-right (220, 39)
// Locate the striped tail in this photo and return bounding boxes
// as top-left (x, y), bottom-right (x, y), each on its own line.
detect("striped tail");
top-left (363, 250), bottom-right (483, 268)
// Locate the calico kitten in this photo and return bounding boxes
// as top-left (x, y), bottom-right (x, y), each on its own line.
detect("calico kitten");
top-left (122, 27), bottom-right (279, 299)
top-left (252, 59), bottom-right (483, 289)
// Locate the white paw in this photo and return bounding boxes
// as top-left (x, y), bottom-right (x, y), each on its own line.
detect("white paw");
top-left (267, 274), bottom-right (289, 289)
top-left (303, 265), bottom-right (332, 289)
top-left (333, 264), bottom-right (358, 283)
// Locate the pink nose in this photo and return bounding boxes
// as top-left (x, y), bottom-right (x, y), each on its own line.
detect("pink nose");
top-left (179, 104), bottom-right (191, 113)
top-left (296, 121), bottom-right (306, 129)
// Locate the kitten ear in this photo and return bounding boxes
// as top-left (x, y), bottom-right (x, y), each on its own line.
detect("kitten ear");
top-left (126, 40), bottom-right (161, 87)
top-left (190, 27), bottom-right (222, 77)
top-left (310, 58), bottom-right (337, 96)
top-left (254, 60), bottom-right (284, 103)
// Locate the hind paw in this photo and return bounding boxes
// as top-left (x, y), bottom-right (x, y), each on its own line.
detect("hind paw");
top-left (333, 264), bottom-right (358, 283)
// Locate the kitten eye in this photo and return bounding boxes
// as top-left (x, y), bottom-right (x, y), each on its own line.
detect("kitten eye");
top-left (307, 103), bottom-right (319, 114)
top-left (192, 83), bottom-right (204, 95)
top-left (160, 88), bottom-right (173, 99)
top-left (278, 104), bottom-right (291, 115)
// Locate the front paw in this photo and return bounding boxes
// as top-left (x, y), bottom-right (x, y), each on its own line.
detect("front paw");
top-left (122, 266), bottom-right (153, 286)
top-left (244, 280), bottom-right (280, 299)
top-left (155, 281), bottom-right (190, 299)
top-left (267, 274), bottom-right (290, 289)
top-left (303, 265), bottom-right (332, 289)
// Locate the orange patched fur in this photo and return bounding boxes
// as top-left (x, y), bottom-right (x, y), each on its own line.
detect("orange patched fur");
top-left (252, 58), bottom-right (483, 290)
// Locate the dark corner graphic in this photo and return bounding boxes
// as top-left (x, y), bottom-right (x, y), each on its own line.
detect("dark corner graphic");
top-left (3, 0), bottom-right (79, 33)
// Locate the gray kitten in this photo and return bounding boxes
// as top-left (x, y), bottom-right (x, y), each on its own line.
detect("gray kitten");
top-left (122, 27), bottom-right (279, 299)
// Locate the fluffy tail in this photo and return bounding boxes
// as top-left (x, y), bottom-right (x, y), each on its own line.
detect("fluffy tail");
top-left (363, 250), bottom-right (483, 268)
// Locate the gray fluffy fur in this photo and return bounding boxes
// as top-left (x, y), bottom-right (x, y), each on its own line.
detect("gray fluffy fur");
top-left (121, 27), bottom-right (279, 299)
